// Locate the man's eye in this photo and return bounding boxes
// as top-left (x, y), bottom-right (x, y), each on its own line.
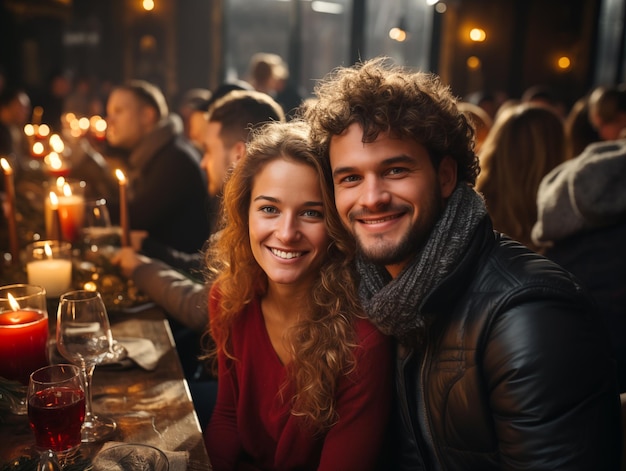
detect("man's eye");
top-left (387, 167), bottom-right (407, 176)
top-left (339, 175), bottom-right (361, 184)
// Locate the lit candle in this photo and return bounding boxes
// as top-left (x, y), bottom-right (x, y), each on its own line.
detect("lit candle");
top-left (56, 182), bottom-right (85, 243)
top-left (48, 192), bottom-right (63, 241)
top-left (115, 169), bottom-right (130, 247)
top-left (1, 157), bottom-right (19, 263)
top-left (26, 242), bottom-right (72, 298)
top-left (0, 292), bottom-right (49, 384)
top-left (44, 152), bottom-right (70, 178)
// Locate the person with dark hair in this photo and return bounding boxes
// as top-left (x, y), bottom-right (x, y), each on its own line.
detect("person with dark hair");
top-left (202, 89), bottom-right (285, 196)
top-left (204, 120), bottom-right (392, 470)
top-left (565, 94), bottom-right (601, 157)
top-left (304, 57), bottom-right (621, 470)
top-left (588, 84), bottom-right (626, 141)
top-left (105, 79), bottom-right (210, 255)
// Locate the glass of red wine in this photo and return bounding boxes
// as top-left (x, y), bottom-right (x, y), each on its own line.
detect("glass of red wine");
top-left (27, 363), bottom-right (85, 454)
top-left (56, 290), bottom-right (117, 443)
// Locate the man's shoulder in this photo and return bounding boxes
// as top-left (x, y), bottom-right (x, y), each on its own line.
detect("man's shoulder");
top-left (475, 235), bottom-right (589, 307)
top-left (479, 236), bottom-right (581, 293)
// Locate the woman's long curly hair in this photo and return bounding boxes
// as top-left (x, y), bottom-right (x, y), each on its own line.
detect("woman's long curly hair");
top-left (303, 56), bottom-right (480, 187)
top-left (205, 120), bottom-right (362, 432)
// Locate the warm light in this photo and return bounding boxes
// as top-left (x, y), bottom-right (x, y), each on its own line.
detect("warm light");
top-left (49, 192), bottom-right (59, 209)
top-left (55, 176), bottom-right (66, 189)
top-left (467, 56), bottom-right (481, 69)
top-left (78, 117), bottom-right (90, 132)
top-left (557, 56), bottom-right (571, 70)
top-left (7, 293), bottom-right (20, 311)
top-left (389, 27), bottom-right (407, 42)
top-left (24, 124), bottom-right (35, 136)
top-left (38, 124), bottom-right (50, 137)
top-left (435, 3), bottom-right (447, 13)
top-left (32, 142), bottom-right (45, 156)
top-left (142, 0), bottom-right (155, 11)
top-left (115, 169), bottom-right (126, 183)
top-left (44, 242), bottom-right (53, 258)
top-left (62, 182), bottom-right (73, 197)
top-left (469, 28), bottom-right (486, 42)
top-left (49, 134), bottom-right (65, 153)
top-left (0, 157), bottom-right (12, 174)
top-left (84, 281), bottom-right (98, 291)
top-left (45, 152), bottom-right (63, 171)
top-left (94, 118), bottom-right (107, 133)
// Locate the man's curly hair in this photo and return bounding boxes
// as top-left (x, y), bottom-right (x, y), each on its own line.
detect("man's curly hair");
top-left (303, 57), bottom-right (480, 185)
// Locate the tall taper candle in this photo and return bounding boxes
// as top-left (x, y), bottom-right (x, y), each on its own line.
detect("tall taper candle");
top-left (115, 169), bottom-right (130, 247)
top-left (1, 158), bottom-right (19, 263)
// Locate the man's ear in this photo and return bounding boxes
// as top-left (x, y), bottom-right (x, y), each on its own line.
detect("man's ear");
top-left (230, 141), bottom-right (247, 166)
top-left (140, 105), bottom-right (158, 128)
top-left (438, 155), bottom-right (457, 198)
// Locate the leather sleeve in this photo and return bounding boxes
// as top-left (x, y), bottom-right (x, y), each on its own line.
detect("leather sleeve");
top-left (483, 299), bottom-right (621, 470)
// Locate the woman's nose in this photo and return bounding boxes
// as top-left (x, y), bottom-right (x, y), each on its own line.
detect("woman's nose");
top-left (275, 214), bottom-right (300, 242)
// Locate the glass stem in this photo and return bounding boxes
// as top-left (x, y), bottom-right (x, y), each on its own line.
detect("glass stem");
top-left (81, 363), bottom-right (96, 423)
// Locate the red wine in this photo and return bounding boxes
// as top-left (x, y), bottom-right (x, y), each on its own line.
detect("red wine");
top-left (28, 386), bottom-right (85, 451)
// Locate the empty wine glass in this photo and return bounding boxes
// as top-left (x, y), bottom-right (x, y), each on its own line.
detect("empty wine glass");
top-left (56, 290), bottom-right (117, 443)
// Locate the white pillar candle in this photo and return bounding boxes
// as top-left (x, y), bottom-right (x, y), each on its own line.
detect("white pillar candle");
top-left (26, 259), bottom-right (72, 298)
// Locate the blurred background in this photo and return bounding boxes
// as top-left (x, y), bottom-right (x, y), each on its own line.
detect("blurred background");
top-left (0, 0), bottom-right (624, 111)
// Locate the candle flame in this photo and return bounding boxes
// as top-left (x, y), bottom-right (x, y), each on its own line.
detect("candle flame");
top-left (33, 141), bottom-right (45, 155)
top-left (24, 124), bottom-right (35, 136)
top-left (7, 293), bottom-right (20, 311)
top-left (49, 134), bottom-right (65, 153)
top-left (44, 242), bottom-right (53, 258)
top-left (0, 157), bottom-right (12, 174)
top-left (38, 124), bottom-right (50, 137)
top-left (49, 191), bottom-right (59, 208)
top-left (56, 176), bottom-right (66, 189)
top-left (62, 182), bottom-right (72, 197)
top-left (115, 169), bottom-right (126, 184)
top-left (45, 152), bottom-right (63, 170)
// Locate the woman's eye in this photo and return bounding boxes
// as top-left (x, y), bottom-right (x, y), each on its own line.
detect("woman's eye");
top-left (302, 209), bottom-right (323, 218)
top-left (260, 206), bottom-right (278, 214)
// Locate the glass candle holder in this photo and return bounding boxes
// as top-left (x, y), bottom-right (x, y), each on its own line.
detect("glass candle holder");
top-left (26, 240), bottom-right (73, 298)
top-left (0, 284), bottom-right (49, 385)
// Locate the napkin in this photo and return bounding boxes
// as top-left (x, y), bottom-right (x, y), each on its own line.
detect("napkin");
top-left (48, 337), bottom-right (162, 371)
top-left (102, 337), bottom-right (161, 371)
top-left (93, 441), bottom-right (188, 471)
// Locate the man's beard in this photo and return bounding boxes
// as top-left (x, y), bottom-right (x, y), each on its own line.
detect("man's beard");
top-left (354, 186), bottom-right (443, 266)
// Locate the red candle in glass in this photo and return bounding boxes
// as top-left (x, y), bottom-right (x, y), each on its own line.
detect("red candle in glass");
top-left (0, 309), bottom-right (49, 384)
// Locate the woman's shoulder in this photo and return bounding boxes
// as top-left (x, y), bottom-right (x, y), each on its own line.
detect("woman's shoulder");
top-left (354, 316), bottom-right (391, 348)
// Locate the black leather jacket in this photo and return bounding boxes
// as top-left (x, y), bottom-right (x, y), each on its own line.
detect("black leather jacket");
top-left (394, 219), bottom-right (621, 470)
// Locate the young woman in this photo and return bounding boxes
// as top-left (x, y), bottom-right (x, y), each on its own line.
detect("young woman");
top-left (204, 120), bottom-right (393, 470)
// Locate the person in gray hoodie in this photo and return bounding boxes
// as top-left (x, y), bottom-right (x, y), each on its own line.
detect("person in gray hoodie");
top-left (532, 138), bottom-right (626, 391)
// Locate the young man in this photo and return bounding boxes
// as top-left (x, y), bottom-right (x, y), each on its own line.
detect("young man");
top-left (105, 79), bottom-right (210, 254)
top-left (305, 58), bottom-right (621, 469)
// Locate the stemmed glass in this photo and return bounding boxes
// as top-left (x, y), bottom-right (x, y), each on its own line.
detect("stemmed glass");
top-left (56, 290), bottom-right (117, 442)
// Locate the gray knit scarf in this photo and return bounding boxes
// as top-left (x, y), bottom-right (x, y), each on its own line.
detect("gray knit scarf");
top-left (356, 184), bottom-right (488, 345)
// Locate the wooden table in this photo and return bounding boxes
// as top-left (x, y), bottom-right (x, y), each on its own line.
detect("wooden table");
top-left (0, 306), bottom-right (212, 470)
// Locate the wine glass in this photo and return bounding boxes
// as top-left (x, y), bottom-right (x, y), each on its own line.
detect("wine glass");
top-left (56, 290), bottom-right (117, 442)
